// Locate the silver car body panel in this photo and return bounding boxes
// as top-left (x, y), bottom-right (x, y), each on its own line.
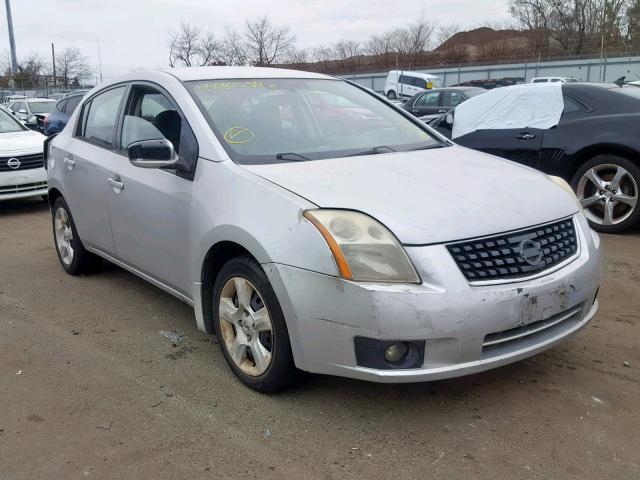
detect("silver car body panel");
top-left (46, 67), bottom-right (602, 383)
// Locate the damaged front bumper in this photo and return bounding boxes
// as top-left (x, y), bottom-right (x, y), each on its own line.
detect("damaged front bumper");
top-left (264, 214), bottom-right (602, 383)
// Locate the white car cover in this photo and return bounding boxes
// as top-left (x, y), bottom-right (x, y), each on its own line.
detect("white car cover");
top-left (452, 83), bottom-right (564, 139)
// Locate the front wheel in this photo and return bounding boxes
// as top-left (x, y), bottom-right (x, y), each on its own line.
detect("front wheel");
top-left (386, 90), bottom-right (397, 100)
top-left (572, 155), bottom-right (640, 233)
top-left (212, 256), bottom-right (296, 392)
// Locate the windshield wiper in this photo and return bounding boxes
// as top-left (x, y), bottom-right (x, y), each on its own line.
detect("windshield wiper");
top-left (276, 152), bottom-right (309, 162)
top-left (349, 145), bottom-right (397, 157)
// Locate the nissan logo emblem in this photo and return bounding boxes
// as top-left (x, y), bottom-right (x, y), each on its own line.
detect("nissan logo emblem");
top-left (7, 157), bottom-right (21, 170)
top-left (519, 239), bottom-right (544, 266)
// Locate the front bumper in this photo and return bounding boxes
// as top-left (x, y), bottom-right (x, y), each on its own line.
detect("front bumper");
top-left (0, 167), bottom-right (48, 201)
top-left (264, 214), bottom-right (601, 383)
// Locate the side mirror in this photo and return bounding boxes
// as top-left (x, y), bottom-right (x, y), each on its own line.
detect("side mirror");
top-left (446, 113), bottom-right (454, 125)
top-left (127, 138), bottom-right (178, 169)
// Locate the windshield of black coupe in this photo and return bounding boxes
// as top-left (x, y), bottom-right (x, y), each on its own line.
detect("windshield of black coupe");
top-left (187, 78), bottom-right (441, 164)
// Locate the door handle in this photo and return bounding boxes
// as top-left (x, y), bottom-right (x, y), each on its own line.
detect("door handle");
top-left (438, 109), bottom-right (447, 113)
top-left (108, 177), bottom-right (124, 191)
top-left (517, 133), bottom-right (536, 140)
top-left (63, 157), bottom-right (75, 169)
top-left (412, 109), bottom-right (419, 113)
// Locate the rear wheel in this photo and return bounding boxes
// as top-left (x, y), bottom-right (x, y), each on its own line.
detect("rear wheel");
top-left (52, 196), bottom-right (102, 275)
top-left (572, 155), bottom-right (640, 233)
top-left (212, 256), bottom-right (296, 392)
top-left (387, 90), bottom-right (397, 100)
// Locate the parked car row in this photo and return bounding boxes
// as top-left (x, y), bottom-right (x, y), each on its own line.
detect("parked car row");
top-left (1, 91), bottom-right (86, 135)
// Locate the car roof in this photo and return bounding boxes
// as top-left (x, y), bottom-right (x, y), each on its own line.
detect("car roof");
top-left (167, 66), bottom-right (334, 82)
top-left (28, 98), bottom-right (56, 102)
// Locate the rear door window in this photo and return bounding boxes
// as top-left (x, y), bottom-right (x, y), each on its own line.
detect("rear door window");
top-left (442, 91), bottom-right (465, 107)
top-left (415, 91), bottom-right (440, 107)
top-left (80, 86), bottom-right (126, 147)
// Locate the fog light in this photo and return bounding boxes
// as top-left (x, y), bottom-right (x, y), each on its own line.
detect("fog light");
top-left (384, 342), bottom-right (409, 363)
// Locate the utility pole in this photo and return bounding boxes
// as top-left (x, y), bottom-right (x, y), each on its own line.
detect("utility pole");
top-left (96, 38), bottom-right (103, 83)
top-left (4, 0), bottom-right (18, 75)
top-left (51, 42), bottom-right (56, 86)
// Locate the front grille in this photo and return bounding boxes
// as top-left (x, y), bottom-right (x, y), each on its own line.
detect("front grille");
top-left (447, 217), bottom-right (578, 282)
top-left (0, 153), bottom-right (44, 172)
top-left (0, 181), bottom-right (47, 195)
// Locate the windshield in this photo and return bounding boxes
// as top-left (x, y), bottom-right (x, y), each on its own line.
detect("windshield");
top-left (0, 108), bottom-right (26, 133)
top-left (29, 101), bottom-right (55, 114)
top-left (187, 78), bottom-right (441, 164)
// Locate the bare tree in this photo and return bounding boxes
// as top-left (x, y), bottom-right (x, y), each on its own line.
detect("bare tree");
top-left (364, 32), bottom-right (394, 56)
top-left (243, 15), bottom-right (295, 65)
top-left (220, 27), bottom-right (248, 66)
top-left (282, 47), bottom-right (310, 65)
top-left (389, 14), bottom-right (436, 68)
top-left (168, 21), bottom-right (202, 67)
top-left (436, 24), bottom-right (461, 47)
top-left (332, 40), bottom-right (362, 72)
top-left (55, 47), bottom-right (92, 88)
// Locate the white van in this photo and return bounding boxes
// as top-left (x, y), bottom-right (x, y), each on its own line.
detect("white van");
top-left (530, 77), bottom-right (577, 83)
top-left (384, 70), bottom-right (440, 99)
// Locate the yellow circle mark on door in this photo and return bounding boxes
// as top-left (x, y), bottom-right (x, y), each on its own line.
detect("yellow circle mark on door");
top-left (224, 127), bottom-right (255, 144)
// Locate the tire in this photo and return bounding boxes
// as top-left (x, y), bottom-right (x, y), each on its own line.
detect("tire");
top-left (571, 154), bottom-right (640, 234)
top-left (212, 256), bottom-right (296, 393)
top-left (387, 90), bottom-right (397, 100)
top-left (51, 196), bottom-right (102, 275)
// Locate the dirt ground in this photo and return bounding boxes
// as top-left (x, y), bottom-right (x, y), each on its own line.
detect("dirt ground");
top-left (0, 198), bottom-right (639, 480)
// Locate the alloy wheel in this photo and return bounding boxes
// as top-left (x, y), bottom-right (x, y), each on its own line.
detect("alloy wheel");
top-left (218, 277), bottom-right (273, 376)
top-left (576, 164), bottom-right (638, 226)
top-left (54, 207), bottom-right (74, 265)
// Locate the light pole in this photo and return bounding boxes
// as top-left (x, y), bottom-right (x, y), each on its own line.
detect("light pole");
top-left (4, 0), bottom-right (18, 76)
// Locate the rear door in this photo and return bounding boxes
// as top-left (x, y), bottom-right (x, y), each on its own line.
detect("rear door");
top-left (454, 128), bottom-right (544, 167)
top-left (61, 85), bottom-right (128, 255)
top-left (408, 91), bottom-right (441, 116)
top-left (440, 90), bottom-right (466, 113)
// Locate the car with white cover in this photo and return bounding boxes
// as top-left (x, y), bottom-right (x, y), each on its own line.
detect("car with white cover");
top-left (46, 67), bottom-right (601, 392)
top-left (0, 106), bottom-right (47, 201)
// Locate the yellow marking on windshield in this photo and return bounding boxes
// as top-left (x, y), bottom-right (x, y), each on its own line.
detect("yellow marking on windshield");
top-left (196, 81), bottom-right (277, 90)
top-left (224, 127), bottom-right (255, 144)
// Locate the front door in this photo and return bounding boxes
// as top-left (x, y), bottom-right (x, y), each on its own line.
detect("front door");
top-left (455, 128), bottom-right (544, 168)
top-left (106, 84), bottom-right (197, 295)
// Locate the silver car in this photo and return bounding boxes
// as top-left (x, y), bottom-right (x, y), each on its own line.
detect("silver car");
top-left (46, 67), bottom-right (602, 392)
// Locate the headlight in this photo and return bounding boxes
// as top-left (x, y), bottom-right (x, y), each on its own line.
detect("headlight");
top-left (303, 209), bottom-right (421, 284)
top-left (549, 175), bottom-right (582, 210)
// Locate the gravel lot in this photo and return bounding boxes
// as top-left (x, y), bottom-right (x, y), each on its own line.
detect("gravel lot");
top-left (1, 198), bottom-right (639, 479)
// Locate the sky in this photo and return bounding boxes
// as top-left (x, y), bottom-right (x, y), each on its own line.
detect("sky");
top-left (0, 0), bottom-right (512, 81)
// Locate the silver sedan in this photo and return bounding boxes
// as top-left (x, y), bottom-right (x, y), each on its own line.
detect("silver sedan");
top-left (46, 67), bottom-right (602, 392)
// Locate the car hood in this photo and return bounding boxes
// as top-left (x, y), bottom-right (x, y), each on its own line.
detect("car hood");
top-left (0, 130), bottom-right (46, 155)
top-left (243, 146), bottom-right (579, 245)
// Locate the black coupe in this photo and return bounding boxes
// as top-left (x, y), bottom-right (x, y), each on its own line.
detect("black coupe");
top-left (435, 83), bottom-right (640, 233)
